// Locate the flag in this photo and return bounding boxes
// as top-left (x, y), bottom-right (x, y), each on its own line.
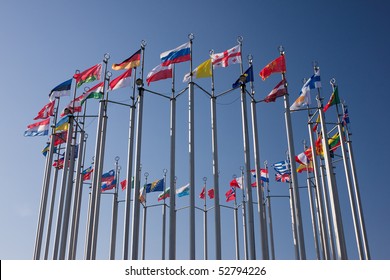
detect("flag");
top-left (73, 63), bottom-right (102, 88)
top-left (54, 115), bottom-right (70, 132)
top-left (49, 78), bottom-right (72, 101)
top-left (259, 55), bottom-right (286, 80)
top-left (120, 179), bottom-right (127, 191)
top-left (158, 188), bottom-right (170, 201)
top-left (52, 131), bottom-right (67, 146)
top-left (81, 82), bottom-right (104, 105)
top-left (328, 132), bottom-right (341, 152)
top-left (183, 59), bottom-right (212, 82)
top-left (208, 188), bottom-right (215, 199)
top-left (160, 42), bottom-right (191, 66)
top-left (42, 142), bottom-right (57, 157)
top-left (60, 94), bottom-right (84, 117)
top-left (34, 100), bottom-right (55, 120)
top-left (275, 173), bottom-right (291, 183)
top-left (290, 70), bottom-right (321, 110)
top-left (145, 178), bottom-right (164, 193)
top-left (315, 134), bottom-right (324, 156)
top-left (101, 179), bottom-right (116, 192)
top-left (323, 86), bottom-right (340, 112)
top-left (112, 49), bottom-right (141, 70)
top-left (101, 169), bottom-right (115, 183)
top-left (139, 187), bottom-right (146, 203)
top-left (176, 183), bottom-right (190, 197)
top-left (225, 187), bottom-right (236, 202)
top-left (264, 79), bottom-right (287, 103)
top-left (230, 176), bottom-right (243, 188)
top-left (297, 161), bottom-right (314, 173)
top-left (81, 166), bottom-right (93, 181)
top-left (312, 115), bottom-right (320, 132)
top-left (24, 119), bottom-right (50, 137)
top-left (53, 157), bottom-right (65, 169)
top-left (273, 160), bottom-right (290, 174)
top-left (109, 68), bottom-right (132, 91)
top-left (232, 65), bottom-right (254, 89)
top-left (146, 64), bottom-right (173, 85)
top-left (295, 151), bottom-right (309, 165)
top-left (250, 169), bottom-right (269, 183)
top-left (199, 187), bottom-right (206, 199)
top-left (211, 44), bottom-right (241, 68)
top-left (343, 108), bottom-right (350, 126)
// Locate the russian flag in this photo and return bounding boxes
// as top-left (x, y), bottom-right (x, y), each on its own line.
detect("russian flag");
top-left (160, 42), bottom-right (190, 66)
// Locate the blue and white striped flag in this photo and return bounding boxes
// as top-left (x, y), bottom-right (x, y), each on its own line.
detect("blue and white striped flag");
top-left (273, 160), bottom-right (291, 175)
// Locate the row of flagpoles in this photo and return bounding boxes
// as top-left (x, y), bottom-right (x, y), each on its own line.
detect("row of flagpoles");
top-left (27, 34), bottom-right (369, 260)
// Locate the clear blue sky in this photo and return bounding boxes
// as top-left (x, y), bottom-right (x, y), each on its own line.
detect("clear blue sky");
top-left (1, 0), bottom-right (389, 260)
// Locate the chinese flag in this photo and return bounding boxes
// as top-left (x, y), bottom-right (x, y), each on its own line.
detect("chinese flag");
top-left (259, 55), bottom-right (286, 80)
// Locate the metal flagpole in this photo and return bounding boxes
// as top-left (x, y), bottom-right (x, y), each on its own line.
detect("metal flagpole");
top-left (141, 172), bottom-right (148, 260)
top-left (288, 183), bottom-right (300, 260)
top-left (233, 186), bottom-right (240, 260)
top-left (209, 50), bottom-right (222, 260)
top-left (264, 162), bottom-right (275, 259)
top-left (239, 169), bottom-right (249, 260)
top-left (237, 36), bottom-right (256, 260)
top-left (130, 45), bottom-right (146, 260)
top-left (279, 46), bottom-right (306, 259)
top-left (248, 54), bottom-right (269, 259)
top-left (162, 169), bottom-right (168, 259)
top-left (315, 66), bottom-right (347, 259)
top-left (109, 157), bottom-right (120, 260)
top-left (341, 102), bottom-right (370, 259)
top-left (202, 177), bottom-right (208, 260)
top-left (34, 97), bottom-right (60, 260)
top-left (188, 33), bottom-right (196, 260)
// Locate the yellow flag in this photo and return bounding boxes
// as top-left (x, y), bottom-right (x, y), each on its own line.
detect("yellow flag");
top-left (195, 59), bottom-right (212, 79)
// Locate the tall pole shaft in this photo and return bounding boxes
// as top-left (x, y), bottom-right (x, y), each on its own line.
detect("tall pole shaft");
top-left (161, 171), bottom-right (167, 260)
top-left (289, 186), bottom-right (300, 260)
top-left (233, 198), bottom-right (240, 260)
top-left (109, 162), bottom-right (120, 260)
top-left (168, 95), bottom-right (176, 260)
top-left (266, 194), bottom-right (275, 259)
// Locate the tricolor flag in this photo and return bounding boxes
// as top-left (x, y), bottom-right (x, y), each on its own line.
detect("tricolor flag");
top-left (230, 176), bottom-right (243, 188)
top-left (183, 59), bottom-right (212, 82)
top-left (24, 119), bottom-right (50, 137)
top-left (144, 178), bottom-right (164, 193)
top-left (82, 166), bottom-right (93, 181)
top-left (225, 187), bottom-right (236, 202)
top-left (275, 173), bottom-right (291, 183)
top-left (53, 157), bottom-right (65, 169)
top-left (146, 64), bottom-right (173, 86)
top-left (34, 100), bottom-right (55, 120)
top-left (176, 183), bottom-right (190, 197)
top-left (73, 63), bottom-right (102, 88)
top-left (250, 169), bottom-right (269, 183)
top-left (232, 65), bottom-right (254, 89)
top-left (264, 79), bottom-right (287, 103)
top-left (323, 86), bottom-right (340, 112)
top-left (109, 68), bottom-right (132, 91)
top-left (49, 78), bottom-right (72, 101)
top-left (160, 42), bottom-right (191, 66)
top-left (328, 132), bottom-right (341, 152)
top-left (158, 188), bottom-right (170, 201)
top-left (259, 55), bottom-right (286, 80)
top-left (101, 179), bottom-right (116, 192)
top-left (112, 49), bottom-right (141, 70)
top-left (101, 169), bottom-right (115, 183)
top-left (211, 44), bottom-right (241, 68)
top-left (290, 70), bottom-right (321, 111)
top-left (81, 82), bottom-right (104, 104)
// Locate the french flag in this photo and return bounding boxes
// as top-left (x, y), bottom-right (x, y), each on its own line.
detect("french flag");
top-left (160, 42), bottom-right (191, 66)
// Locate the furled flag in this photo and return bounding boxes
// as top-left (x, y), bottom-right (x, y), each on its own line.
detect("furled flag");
top-left (109, 68), bottom-right (132, 91)
top-left (52, 131), bottom-right (67, 146)
top-left (264, 79), bottom-right (287, 103)
top-left (183, 59), bottom-right (212, 82)
top-left (315, 134), bottom-right (324, 156)
top-left (297, 161), bottom-right (314, 173)
top-left (81, 82), bottom-right (104, 105)
top-left (24, 119), bottom-right (50, 137)
top-left (158, 188), bottom-right (170, 201)
top-left (259, 55), bottom-right (286, 80)
top-left (139, 187), bottom-right (146, 203)
top-left (211, 44), bottom-right (241, 68)
top-left (290, 70), bottom-right (321, 110)
top-left (199, 187), bottom-right (206, 199)
top-left (273, 160), bottom-right (290, 174)
top-left (53, 157), bottom-right (65, 169)
top-left (225, 187), bottom-right (236, 202)
top-left (323, 86), bottom-right (340, 112)
top-left (160, 42), bottom-right (191, 66)
top-left (176, 183), bottom-right (190, 197)
top-left (112, 49), bottom-right (141, 70)
top-left (275, 173), bottom-right (291, 183)
top-left (101, 169), bottom-right (115, 183)
top-left (49, 78), bottom-right (72, 101)
top-left (145, 178), bottom-right (164, 193)
top-left (312, 115), bottom-right (320, 132)
top-left (250, 169), bottom-right (269, 183)
top-left (232, 65), bottom-right (254, 89)
top-left (34, 100), bottom-right (55, 120)
top-left (146, 64), bottom-right (173, 86)
top-left (342, 108), bottom-right (350, 126)
top-left (208, 188), bottom-right (215, 199)
top-left (230, 176), bottom-right (243, 188)
top-left (54, 115), bottom-right (70, 133)
top-left (120, 179), bottom-right (127, 191)
top-left (73, 63), bottom-right (102, 88)
top-left (82, 166), bottom-right (93, 181)
top-left (102, 179), bottom-right (116, 192)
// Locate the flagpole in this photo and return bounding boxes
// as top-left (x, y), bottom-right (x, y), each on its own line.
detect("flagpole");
top-left (239, 168), bottom-right (249, 260)
top-left (109, 157), bottom-right (120, 260)
top-left (33, 97), bottom-right (60, 260)
top-left (188, 33), bottom-right (196, 260)
top-left (237, 36), bottom-right (256, 260)
top-left (248, 55), bottom-right (269, 259)
top-left (341, 102), bottom-right (370, 259)
top-left (130, 44), bottom-right (146, 260)
top-left (209, 50), bottom-right (222, 260)
top-left (264, 162), bottom-right (275, 259)
top-left (141, 172), bottom-right (148, 260)
top-left (288, 182), bottom-right (300, 260)
top-left (233, 184), bottom-right (240, 260)
top-left (331, 80), bottom-right (365, 259)
top-left (279, 46), bottom-right (306, 259)
top-left (202, 177), bottom-right (208, 260)
top-left (162, 169), bottom-right (167, 260)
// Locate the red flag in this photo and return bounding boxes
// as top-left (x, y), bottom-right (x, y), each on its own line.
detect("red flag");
top-left (199, 187), bottom-right (206, 199)
top-left (207, 188), bottom-right (215, 199)
top-left (34, 100), bottom-right (55, 120)
top-left (52, 131), bottom-right (67, 146)
top-left (120, 179), bottom-right (127, 191)
top-left (259, 55), bottom-right (286, 80)
top-left (146, 64), bottom-right (172, 85)
top-left (73, 63), bottom-right (102, 88)
top-left (225, 188), bottom-right (236, 202)
top-left (264, 79), bottom-right (287, 102)
top-left (230, 177), bottom-right (243, 188)
top-left (53, 157), bottom-right (64, 169)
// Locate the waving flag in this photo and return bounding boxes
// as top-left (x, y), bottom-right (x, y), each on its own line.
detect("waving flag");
top-left (42, 142), bottom-right (57, 157)
top-left (295, 151), bottom-right (309, 165)
top-left (199, 187), bottom-right (206, 199)
top-left (323, 86), bottom-right (340, 112)
top-left (290, 70), bottom-right (321, 110)
top-left (144, 178), bottom-right (164, 193)
top-left (225, 187), bottom-right (236, 202)
top-left (112, 49), bottom-right (141, 70)
top-left (183, 59), bottom-right (212, 82)
top-left (24, 119), bottom-right (50, 137)
top-left (49, 78), bottom-right (72, 101)
top-left (81, 82), bottom-right (104, 104)
top-left (146, 64), bottom-right (173, 85)
top-left (53, 157), bottom-right (65, 169)
top-left (158, 188), bottom-right (170, 201)
top-left (232, 65), bottom-right (254, 89)
top-left (259, 55), bottom-right (286, 80)
top-left (275, 173), bottom-right (291, 183)
top-left (176, 183), bottom-right (190, 197)
top-left (230, 176), bottom-right (243, 188)
top-left (160, 42), bottom-right (190, 66)
top-left (82, 166), bottom-right (93, 181)
top-left (264, 79), bottom-right (287, 103)
top-left (60, 94), bottom-right (85, 117)
top-left (101, 169), bottom-right (115, 183)
top-left (251, 169), bottom-right (269, 183)
top-left (297, 162), bottom-right (314, 173)
top-left (73, 63), bottom-right (102, 88)
top-left (54, 115), bottom-right (70, 132)
top-left (34, 100), bottom-right (55, 120)
top-left (273, 160), bottom-right (290, 174)
top-left (343, 108), bottom-right (350, 126)
top-left (208, 188), bottom-right (215, 199)
top-left (211, 44), bottom-right (241, 68)
top-left (102, 179), bottom-right (116, 192)
top-left (109, 68), bottom-right (132, 91)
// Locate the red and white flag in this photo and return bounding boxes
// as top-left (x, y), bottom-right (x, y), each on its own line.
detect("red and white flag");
top-left (146, 64), bottom-right (173, 85)
top-left (34, 100), bottom-right (55, 120)
top-left (211, 44), bottom-right (241, 68)
top-left (109, 68), bottom-right (132, 91)
top-left (264, 79), bottom-right (287, 103)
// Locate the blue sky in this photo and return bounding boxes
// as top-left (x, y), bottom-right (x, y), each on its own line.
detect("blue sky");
top-left (1, 0), bottom-right (389, 260)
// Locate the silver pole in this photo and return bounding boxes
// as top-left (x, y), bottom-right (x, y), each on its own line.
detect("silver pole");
top-left (109, 158), bottom-right (120, 260)
top-left (233, 190), bottom-right (240, 260)
top-left (266, 185), bottom-right (275, 259)
top-left (162, 169), bottom-right (167, 260)
top-left (202, 177), bottom-right (208, 260)
top-left (288, 185), bottom-right (300, 260)
top-left (141, 172), bottom-right (148, 260)
top-left (239, 169), bottom-right (249, 260)
top-left (279, 47), bottom-right (306, 259)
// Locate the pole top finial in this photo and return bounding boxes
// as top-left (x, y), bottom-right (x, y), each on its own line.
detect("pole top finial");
top-left (163, 168), bottom-right (168, 175)
top-left (247, 54), bottom-right (253, 64)
top-left (106, 71), bottom-right (112, 80)
top-left (240, 166), bottom-right (244, 171)
top-left (203, 177), bottom-right (207, 182)
top-left (188, 33), bottom-right (195, 40)
top-left (104, 53), bottom-right (110, 62)
top-left (144, 172), bottom-right (149, 178)
top-left (115, 156), bottom-right (120, 163)
top-left (84, 133), bottom-right (88, 139)
top-left (237, 36), bottom-right (243, 44)
top-left (118, 165), bottom-right (121, 171)
top-left (278, 45), bottom-right (285, 55)
top-left (141, 40), bottom-right (147, 48)
top-left (209, 49), bottom-right (214, 55)
top-left (330, 78), bottom-right (337, 86)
